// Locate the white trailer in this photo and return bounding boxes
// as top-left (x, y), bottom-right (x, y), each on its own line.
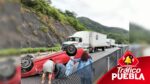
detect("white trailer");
top-left (107, 39), bottom-right (116, 47)
top-left (62, 31), bottom-right (109, 52)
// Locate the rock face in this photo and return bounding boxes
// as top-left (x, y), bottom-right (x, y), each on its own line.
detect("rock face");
top-left (0, 2), bottom-right (76, 49)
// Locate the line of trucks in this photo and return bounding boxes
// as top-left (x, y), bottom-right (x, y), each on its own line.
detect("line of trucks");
top-left (62, 31), bottom-right (116, 53)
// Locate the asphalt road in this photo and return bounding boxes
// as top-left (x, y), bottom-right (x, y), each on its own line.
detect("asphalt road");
top-left (21, 47), bottom-right (120, 84)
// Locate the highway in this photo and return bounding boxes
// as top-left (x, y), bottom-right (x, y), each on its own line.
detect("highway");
top-left (21, 47), bottom-right (120, 84)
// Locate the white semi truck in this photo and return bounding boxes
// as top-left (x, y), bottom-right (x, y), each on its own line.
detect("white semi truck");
top-left (62, 31), bottom-right (109, 53)
top-left (106, 39), bottom-right (116, 47)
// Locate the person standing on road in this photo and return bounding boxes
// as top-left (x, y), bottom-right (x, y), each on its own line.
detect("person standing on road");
top-left (76, 51), bottom-right (94, 84)
top-left (41, 60), bottom-right (54, 84)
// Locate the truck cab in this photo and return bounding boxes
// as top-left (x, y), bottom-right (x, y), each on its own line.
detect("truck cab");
top-left (62, 37), bottom-right (83, 50)
top-left (62, 31), bottom-right (110, 53)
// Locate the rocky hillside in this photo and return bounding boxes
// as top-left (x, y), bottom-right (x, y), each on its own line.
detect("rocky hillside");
top-left (0, 1), bottom-right (76, 49)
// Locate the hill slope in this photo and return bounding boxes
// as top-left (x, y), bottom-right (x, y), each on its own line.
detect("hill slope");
top-left (78, 17), bottom-right (129, 44)
top-left (130, 23), bottom-right (150, 44)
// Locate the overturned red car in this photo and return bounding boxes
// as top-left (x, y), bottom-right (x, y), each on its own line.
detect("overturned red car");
top-left (21, 45), bottom-right (84, 77)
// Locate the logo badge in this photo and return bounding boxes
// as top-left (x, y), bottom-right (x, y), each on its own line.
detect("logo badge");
top-left (118, 50), bottom-right (139, 67)
top-left (112, 50), bottom-right (145, 80)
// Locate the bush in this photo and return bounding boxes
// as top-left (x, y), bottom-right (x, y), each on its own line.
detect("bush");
top-left (0, 49), bottom-right (20, 56)
top-left (0, 46), bottom-right (61, 56)
top-left (40, 25), bottom-right (49, 33)
top-left (66, 16), bottom-right (86, 31)
top-left (21, 0), bottom-right (38, 7)
top-left (65, 10), bottom-right (76, 18)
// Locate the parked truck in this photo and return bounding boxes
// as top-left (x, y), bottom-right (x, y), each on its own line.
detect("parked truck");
top-left (62, 31), bottom-right (109, 53)
top-left (106, 38), bottom-right (116, 48)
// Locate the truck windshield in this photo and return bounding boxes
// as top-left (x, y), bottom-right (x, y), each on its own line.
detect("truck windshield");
top-left (67, 37), bottom-right (82, 42)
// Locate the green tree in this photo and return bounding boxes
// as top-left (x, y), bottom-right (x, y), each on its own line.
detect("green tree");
top-left (65, 10), bottom-right (76, 18)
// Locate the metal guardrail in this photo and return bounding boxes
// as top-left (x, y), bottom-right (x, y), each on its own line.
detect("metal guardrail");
top-left (52, 46), bottom-right (129, 84)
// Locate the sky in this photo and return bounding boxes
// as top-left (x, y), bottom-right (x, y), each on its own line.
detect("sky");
top-left (51, 0), bottom-right (150, 31)
top-left (129, 0), bottom-right (150, 30)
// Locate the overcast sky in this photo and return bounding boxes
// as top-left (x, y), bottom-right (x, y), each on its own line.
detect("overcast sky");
top-left (51, 0), bottom-right (150, 31)
top-left (129, 0), bottom-right (150, 30)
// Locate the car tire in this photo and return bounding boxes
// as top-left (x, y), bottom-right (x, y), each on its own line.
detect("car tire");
top-left (21, 55), bottom-right (34, 73)
top-left (0, 61), bottom-right (16, 81)
top-left (65, 44), bottom-right (77, 56)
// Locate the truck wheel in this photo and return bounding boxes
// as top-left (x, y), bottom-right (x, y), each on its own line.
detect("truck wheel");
top-left (94, 48), bottom-right (98, 52)
top-left (89, 48), bottom-right (92, 53)
top-left (21, 55), bottom-right (34, 73)
top-left (92, 48), bottom-right (95, 53)
top-left (0, 60), bottom-right (16, 81)
top-left (89, 48), bottom-right (95, 53)
top-left (102, 47), bottom-right (105, 51)
top-left (66, 44), bottom-right (77, 56)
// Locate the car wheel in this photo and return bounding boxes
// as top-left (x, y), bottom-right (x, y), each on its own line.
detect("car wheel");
top-left (21, 55), bottom-right (34, 73)
top-left (102, 47), bottom-right (105, 51)
top-left (0, 60), bottom-right (16, 81)
top-left (66, 44), bottom-right (77, 56)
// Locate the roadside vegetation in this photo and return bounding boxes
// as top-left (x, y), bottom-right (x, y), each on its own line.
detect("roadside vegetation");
top-left (0, 46), bottom-right (61, 56)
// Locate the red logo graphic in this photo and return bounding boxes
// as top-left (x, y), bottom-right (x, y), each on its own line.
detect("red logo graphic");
top-left (118, 50), bottom-right (139, 67)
